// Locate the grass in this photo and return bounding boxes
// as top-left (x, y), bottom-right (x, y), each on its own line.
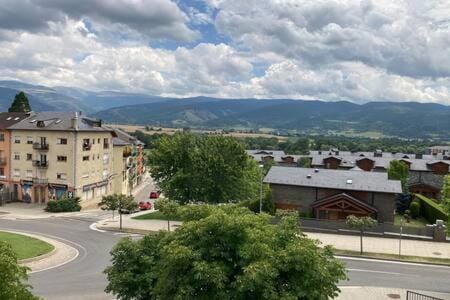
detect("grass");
top-left (394, 215), bottom-right (429, 227)
top-left (334, 249), bottom-right (450, 266)
top-left (132, 211), bottom-right (182, 221)
top-left (0, 231), bottom-right (54, 260)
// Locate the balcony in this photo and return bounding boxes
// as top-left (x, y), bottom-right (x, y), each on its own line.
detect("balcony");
top-left (82, 143), bottom-right (92, 151)
top-left (103, 143), bottom-right (110, 149)
top-left (0, 157), bottom-right (6, 166)
top-left (33, 160), bottom-right (49, 168)
top-left (32, 177), bottom-right (48, 184)
top-left (33, 142), bottom-right (49, 151)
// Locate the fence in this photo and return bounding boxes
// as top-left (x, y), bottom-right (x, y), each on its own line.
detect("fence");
top-left (298, 217), bottom-right (433, 237)
top-left (406, 291), bottom-right (443, 300)
top-left (0, 190), bottom-right (13, 206)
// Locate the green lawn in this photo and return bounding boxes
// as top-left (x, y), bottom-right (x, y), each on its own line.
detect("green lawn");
top-left (394, 215), bottom-right (429, 227)
top-left (132, 211), bottom-right (182, 221)
top-left (0, 231), bottom-right (54, 260)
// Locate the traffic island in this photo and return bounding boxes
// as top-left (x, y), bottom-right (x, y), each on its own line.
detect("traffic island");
top-left (0, 231), bottom-right (54, 260)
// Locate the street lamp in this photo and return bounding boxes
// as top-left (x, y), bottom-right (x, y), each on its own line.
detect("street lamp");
top-left (259, 164), bottom-right (264, 213)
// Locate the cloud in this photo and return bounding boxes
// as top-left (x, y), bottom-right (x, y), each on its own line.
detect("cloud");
top-left (0, 0), bottom-right (198, 41)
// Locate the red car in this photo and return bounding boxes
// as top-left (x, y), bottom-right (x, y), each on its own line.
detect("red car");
top-left (139, 201), bottom-right (152, 210)
top-left (149, 191), bottom-right (160, 199)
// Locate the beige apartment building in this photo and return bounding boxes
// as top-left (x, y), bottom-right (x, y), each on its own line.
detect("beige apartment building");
top-left (8, 112), bottom-right (116, 204)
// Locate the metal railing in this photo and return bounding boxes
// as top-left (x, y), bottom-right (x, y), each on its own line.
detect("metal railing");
top-left (406, 291), bottom-right (443, 300)
top-left (33, 142), bottom-right (49, 150)
top-left (32, 177), bottom-right (48, 185)
top-left (33, 160), bottom-right (49, 168)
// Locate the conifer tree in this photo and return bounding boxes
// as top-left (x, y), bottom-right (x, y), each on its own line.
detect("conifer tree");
top-left (8, 91), bottom-right (32, 113)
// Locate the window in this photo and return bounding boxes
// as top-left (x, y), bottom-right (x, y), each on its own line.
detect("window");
top-left (103, 154), bottom-right (109, 164)
top-left (14, 136), bottom-right (20, 144)
top-left (26, 170), bottom-right (32, 177)
top-left (57, 138), bottom-right (67, 145)
top-left (0, 133), bottom-right (4, 142)
top-left (57, 156), bottom-right (67, 162)
top-left (0, 168), bottom-right (4, 176)
top-left (27, 136), bottom-right (33, 144)
top-left (98, 138), bottom-right (100, 143)
top-left (57, 173), bottom-right (67, 180)
top-left (92, 155), bottom-right (95, 160)
top-left (13, 169), bottom-right (20, 177)
top-left (26, 153), bottom-right (32, 161)
top-left (102, 169), bottom-right (109, 180)
top-left (14, 153), bottom-right (20, 160)
top-left (83, 156), bottom-right (89, 161)
top-left (82, 139), bottom-right (91, 151)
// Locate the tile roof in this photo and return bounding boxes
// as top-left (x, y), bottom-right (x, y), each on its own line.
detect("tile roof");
top-left (110, 128), bottom-right (144, 146)
top-left (112, 137), bottom-right (131, 146)
top-left (0, 112), bottom-right (30, 129)
top-left (264, 166), bottom-right (402, 194)
top-left (7, 111), bottom-right (113, 132)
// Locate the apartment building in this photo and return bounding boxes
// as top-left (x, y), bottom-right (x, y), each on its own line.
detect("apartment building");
top-left (0, 113), bottom-right (29, 192)
top-left (8, 112), bottom-right (115, 203)
top-left (112, 137), bottom-right (131, 196)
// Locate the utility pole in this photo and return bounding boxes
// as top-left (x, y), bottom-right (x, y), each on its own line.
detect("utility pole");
top-left (259, 164), bottom-right (264, 213)
top-left (399, 217), bottom-right (403, 257)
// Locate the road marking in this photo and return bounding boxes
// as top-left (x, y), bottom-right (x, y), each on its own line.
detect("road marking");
top-left (89, 222), bottom-right (106, 233)
top-left (347, 268), bottom-right (405, 275)
top-left (337, 256), bottom-right (450, 270)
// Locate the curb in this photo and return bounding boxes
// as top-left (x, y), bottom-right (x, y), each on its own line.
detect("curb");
top-left (96, 225), bottom-right (156, 235)
top-left (19, 247), bottom-right (57, 264)
top-left (335, 253), bottom-right (450, 267)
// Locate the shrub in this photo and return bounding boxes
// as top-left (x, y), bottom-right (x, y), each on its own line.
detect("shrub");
top-left (395, 193), bottom-right (412, 214)
top-left (414, 194), bottom-right (448, 223)
top-left (178, 204), bottom-right (214, 221)
top-left (239, 185), bottom-right (275, 215)
top-left (298, 211), bottom-right (314, 218)
top-left (45, 197), bottom-right (81, 212)
top-left (409, 201), bottom-right (420, 219)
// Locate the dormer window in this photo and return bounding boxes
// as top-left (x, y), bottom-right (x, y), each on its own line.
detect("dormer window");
top-left (14, 117), bottom-right (19, 120)
top-left (6, 117), bottom-right (12, 120)
top-left (37, 121), bottom-right (45, 127)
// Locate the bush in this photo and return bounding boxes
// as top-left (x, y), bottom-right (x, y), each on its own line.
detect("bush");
top-left (298, 211), bottom-right (314, 218)
top-left (239, 185), bottom-right (275, 215)
top-left (414, 194), bottom-right (448, 223)
top-left (178, 204), bottom-right (215, 221)
top-left (395, 193), bottom-right (412, 214)
top-left (45, 197), bottom-right (81, 212)
top-left (409, 201), bottom-right (420, 219)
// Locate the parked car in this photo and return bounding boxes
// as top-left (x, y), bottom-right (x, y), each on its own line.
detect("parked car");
top-left (119, 207), bottom-right (139, 214)
top-left (139, 201), bottom-right (152, 210)
top-left (149, 191), bottom-right (160, 199)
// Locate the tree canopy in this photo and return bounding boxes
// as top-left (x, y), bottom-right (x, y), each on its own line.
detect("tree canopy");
top-left (105, 206), bottom-right (347, 300)
top-left (387, 160), bottom-right (409, 193)
top-left (148, 133), bottom-right (260, 204)
top-left (8, 91), bottom-right (32, 113)
top-left (0, 241), bottom-right (39, 300)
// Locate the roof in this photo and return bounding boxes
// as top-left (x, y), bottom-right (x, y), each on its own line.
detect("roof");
top-left (264, 166), bottom-right (402, 194)
top-left (111, 128), bottom-right (144, 146)
top-left (0, 112), bottom-right (30, 129)
top-left (7, 112), bottom-right (113, 132)
top-left (246, 150), bottom-right (308, 163)
top-left (112, 137), bottom-right (131, 146)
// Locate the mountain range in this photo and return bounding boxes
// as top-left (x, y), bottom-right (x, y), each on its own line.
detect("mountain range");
top-left (0, 80), bottom-right (449, 139)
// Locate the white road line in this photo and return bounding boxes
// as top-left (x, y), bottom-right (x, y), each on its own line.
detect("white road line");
top-left (347, 268), bottom-right (405, 275)
top-left (337, 256), bottom-right (450, 269)
top-left (89, 222), bottom-right (106, 233)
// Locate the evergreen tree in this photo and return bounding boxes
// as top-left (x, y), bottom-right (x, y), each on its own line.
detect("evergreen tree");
top-left (8, 91), bottom-right (32, 113)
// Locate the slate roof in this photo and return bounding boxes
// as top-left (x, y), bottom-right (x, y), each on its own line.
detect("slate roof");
top-left (112, 137), bottom-right (131, 146)
top-left (8, 112), bottom-right (113, 132)
top-left (111, 128), bottom-right (144, 146)
top-left (246, 150), bottom-right (308, 163)
top-left (0, 112), bottom-right (30, 129)
top-left (264, 166), bottom-right (402, 194)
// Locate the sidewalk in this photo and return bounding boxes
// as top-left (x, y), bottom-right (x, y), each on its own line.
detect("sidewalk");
top-left (97, 216), bottom-right (450, 260)
top-left (338, 287), bottom-right (450, 300)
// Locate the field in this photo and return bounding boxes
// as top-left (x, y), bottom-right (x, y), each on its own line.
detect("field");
top-left (0, 231), bottom-right (54, 260)
top-left (107, 124), bottom-right (288, 141)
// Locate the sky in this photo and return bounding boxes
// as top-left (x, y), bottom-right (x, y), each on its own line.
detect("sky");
top-left (0, 0), bottom-right (449, 105)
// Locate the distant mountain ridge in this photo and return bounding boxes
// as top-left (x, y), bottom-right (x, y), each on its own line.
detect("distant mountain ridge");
top-left (0, 80), bottom-right (448, 139)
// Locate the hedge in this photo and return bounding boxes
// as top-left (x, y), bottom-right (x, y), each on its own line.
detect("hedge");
top-left (414, 194), bottom-right (448, 223)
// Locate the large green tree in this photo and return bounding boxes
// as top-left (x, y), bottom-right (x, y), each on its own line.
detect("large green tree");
top-left (0, 241), bottom-right (39, 300)
top-left (8, 91), bottom-right (32, 113)
top-left (105, 206), bottom-right (347, 300)
top-left (148, 133), bottom-right (260, 204)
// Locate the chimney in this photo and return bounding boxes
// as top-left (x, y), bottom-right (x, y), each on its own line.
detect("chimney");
top-left (72, 111), bottom-right (79, 130)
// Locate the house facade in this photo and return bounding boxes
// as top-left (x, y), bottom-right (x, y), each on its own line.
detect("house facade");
top-left (264, 166), bottom-right (402, 222)
top-left (7, 112), bottom-right (116, 204)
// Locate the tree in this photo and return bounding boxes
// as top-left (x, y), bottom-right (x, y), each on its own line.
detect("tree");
top-left (105, 207), bottom-right (347, 300)
top-left (346, 215), bottom-right (377, 254)
top-left (441, 175), bottom-right (450, 211)
top-left (148, 133), bottom-right (259, 204)
top-left (387, 160), bottom-right (409, 193)
top-left (0, 241), bottom-right (39, 300)
top-left (8, 91), bottom-right (32, 113)
top-left (98, 194), bottom-right (121, 219)
top-left (108, 194), bottom-right (138, 230)
top-left (154, 198), bottom-right (179, 231)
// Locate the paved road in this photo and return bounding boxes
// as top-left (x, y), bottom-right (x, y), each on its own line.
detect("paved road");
top-left (1, 213), bottom-right (450, 299)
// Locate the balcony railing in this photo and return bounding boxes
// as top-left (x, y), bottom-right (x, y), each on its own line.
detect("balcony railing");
top-left (103, 143), bottom-right (110, 149)
top-left (32, 177), bottom-right (48, 184)
top-left (0, 157), bottom-right (6, 166)
top-left (33, 160), bottom-right (49, 168)
top-left (82, 144), bottom-right (92, 151)
top-left (33, 142), bottom-right (49, 151)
